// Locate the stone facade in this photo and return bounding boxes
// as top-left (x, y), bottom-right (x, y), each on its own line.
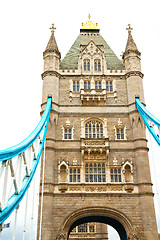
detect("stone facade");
top-left (37, 20), bottom-right (159, 240)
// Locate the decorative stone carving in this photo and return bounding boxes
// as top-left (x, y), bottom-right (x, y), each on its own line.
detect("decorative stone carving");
top-left (128, 226), bottom-right (140, 240)
top-left (73, 156), bottom-right (77, 165)
top-left (113, 156), bottom-right (118, 165)
top-left (56, 232), bottom-right (67, 240)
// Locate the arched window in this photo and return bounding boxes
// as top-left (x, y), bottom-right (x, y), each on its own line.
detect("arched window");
top-left (85, 120), bottom-right (103, 139)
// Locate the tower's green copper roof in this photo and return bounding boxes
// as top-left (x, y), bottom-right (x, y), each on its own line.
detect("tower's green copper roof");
top-left (60, 33), bottom-right (124, 70)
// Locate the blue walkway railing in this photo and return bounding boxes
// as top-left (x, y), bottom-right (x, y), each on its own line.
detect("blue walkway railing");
top-left (136, 97), bottom-right (160, 146)
top-left (0, 97), bottom-right (52, 224)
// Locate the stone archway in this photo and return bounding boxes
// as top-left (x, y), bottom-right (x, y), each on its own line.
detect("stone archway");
top-left (61, 207), bottom-right (139, 240)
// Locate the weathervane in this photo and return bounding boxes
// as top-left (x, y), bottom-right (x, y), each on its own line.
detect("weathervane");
top-left (126, 24), bottom-right (133, 34)
top-left (50, 24), bottom-right (56, 33)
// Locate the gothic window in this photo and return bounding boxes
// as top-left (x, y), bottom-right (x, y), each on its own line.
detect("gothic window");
top-left (69, 168), bottom-right (80, 182)
top-left (73, 80), bottom-right (80, 92)
top-left (110, 168), bottom-right (122, 182)
top-left (64, 128), bottom-right (72, 139)
top-left (106, 81), bottom-right (113, 92)
top-left (85, 163), bottom-right (106, 183)
top-left (84, 80), bottom-right (90, 89)
top-left (84, 59), bottom-right (90, 71)
top-left (95, 80), bottom-right (102, 89)
top-left (116, 128), bottom-right (124, 140)
top-left (94, 59), bottom-right (101, 71)
top-left (85, 120), bottom-right (103, 139)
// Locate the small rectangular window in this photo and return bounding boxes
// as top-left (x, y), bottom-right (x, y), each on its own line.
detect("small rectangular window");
top-left (73, 81), bottom-right (80, 92)
top-left (69, 168), bottom-right (80, 182)
top-left (116, 128), bottom-right (124, 140)
top-left (84, 81), bottom-right (90, 90)
top-left (106, 81), bottom-right (113, 92)
top-left (84, 59), bottom-right (90, 71)
top-left (64, 128), bottom-right (72, 140)
top-left (110, 168), bottom-right (122, 182)
top-left (94, 59), bottom-right (101, 71)
top-left (95, 81), bottom-right (102, 90)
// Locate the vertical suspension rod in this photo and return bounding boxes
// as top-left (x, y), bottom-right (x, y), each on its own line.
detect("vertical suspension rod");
top-left (2, 161), bottom-right (9, 206)
top-left (22, 152), bottom-right (29, 177)
top-left (9, 159), bottom-right (18, 195)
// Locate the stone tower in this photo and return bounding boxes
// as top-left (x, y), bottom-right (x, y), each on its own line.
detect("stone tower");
top-left (37, 17), bottom-right (159, 240)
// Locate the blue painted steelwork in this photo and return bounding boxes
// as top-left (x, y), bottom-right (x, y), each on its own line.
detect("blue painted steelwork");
top-left (135, 97), bottom-right (160, 146)
top-left (0, 98), bottom-right (52, 161)
top-left (0, 97), bottom-right (52, 224)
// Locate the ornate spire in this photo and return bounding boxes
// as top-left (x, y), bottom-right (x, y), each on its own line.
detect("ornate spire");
top-left (45, 24), bottom-right (60, 56)
top-left (124, 24), bottom-right (140, 55)
top-left (81, 14), bottom-right (98, 30)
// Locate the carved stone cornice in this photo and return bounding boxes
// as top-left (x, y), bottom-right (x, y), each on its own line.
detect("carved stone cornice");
top-left (41, 70), bottom-right (61, 79)
top-left (81, 138), bottom-right (110, 156)
top-left (125, 71), bottom-right (144, 79)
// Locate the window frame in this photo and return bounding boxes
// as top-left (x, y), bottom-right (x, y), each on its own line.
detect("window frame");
top-left (94, 59), bottom-right (101, 71)
top-left (95, 80), bottom-right (102, 89)
top-left (69, 167), bottom-right (81, 183)
top-left (116, 127), bottom-right (125, 140)
top-left (85, 120), bottom-right (103, 139)
top-left (84, 80), bottom-right (91, 90)
top-left (110, 168), bottom-right (122, 182)
top-left (85, 162), bottom-right (106, 183)
top-left (73, 80), bottom-right (80, 92)
top-left (84, 59), bottom-right (90, 71)
top-left (106, 80), bottom-right (113, 92)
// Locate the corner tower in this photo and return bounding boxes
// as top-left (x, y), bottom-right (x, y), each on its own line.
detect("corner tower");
top-left (37, 17), bottom-right (159, 240)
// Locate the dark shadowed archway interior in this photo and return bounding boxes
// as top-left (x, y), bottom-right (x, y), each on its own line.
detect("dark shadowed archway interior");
top-left (67, 216), bottom-right (127, 240)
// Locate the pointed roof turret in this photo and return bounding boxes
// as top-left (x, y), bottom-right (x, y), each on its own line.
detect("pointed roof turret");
top-left (44, 24), bottom-right (61, 57)
top-left (124, 24), bottom-right (141, 56)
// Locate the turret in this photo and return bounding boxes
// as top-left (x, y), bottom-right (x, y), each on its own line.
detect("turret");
top-left (43, 24), bottom-right (61, 71)
top-left (123, 24), bottom-right (144, 105)
top-left (42, 24), bottom-right (61, 106)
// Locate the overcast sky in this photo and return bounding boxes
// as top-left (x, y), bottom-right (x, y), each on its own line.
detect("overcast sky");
top-left (0, 0), bottom-right (160, 239)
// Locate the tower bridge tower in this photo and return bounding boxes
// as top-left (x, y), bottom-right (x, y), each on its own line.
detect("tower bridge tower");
top-left (37, 16), bottom-right (159, 240)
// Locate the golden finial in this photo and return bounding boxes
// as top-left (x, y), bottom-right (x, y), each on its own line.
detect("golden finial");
top-left (126, 24), bottom-right (133, 34)
top-left (81, 15), bottom-right (98, 29)
top-left (50, 24), bottom-right (56, 33)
